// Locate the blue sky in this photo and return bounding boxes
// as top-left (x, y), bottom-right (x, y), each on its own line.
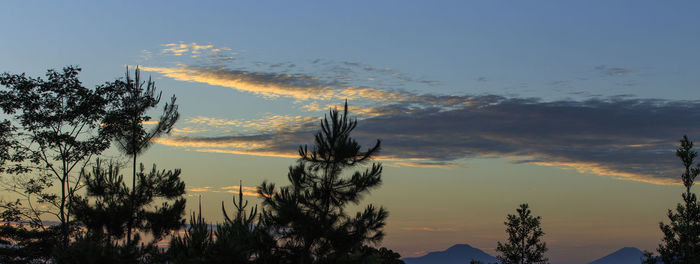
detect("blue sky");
top-left (3, 1), bottom-right (700, 263)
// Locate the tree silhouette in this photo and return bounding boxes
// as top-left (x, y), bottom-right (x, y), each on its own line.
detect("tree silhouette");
top-left (168, 198), bottom-right (213, 264)
top-left (0, 66), bottom-right (112, 247)
top-left (101, 66), bottom-right (179, 245)
top-left (168, 183), bottom-right (275, 263)
top-left (210, 182), bottom-right (275, 263)
top-left (496, 203), bottom-right (548, 264)
top-left (656, 135), bottom-right (700, 263)
top-left (641, 250), bottom-right (660, 264)
top-left (258, 102), bottom-right (387, 263)
top-left (64, 159), bottom-right (185, 263)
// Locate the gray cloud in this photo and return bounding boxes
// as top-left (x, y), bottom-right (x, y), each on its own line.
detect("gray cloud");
top-left (158, 95), bottom-right (700, 185)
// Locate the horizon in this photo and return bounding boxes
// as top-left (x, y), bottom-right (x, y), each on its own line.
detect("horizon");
top-left (3, 1), bottom-right (700, 263)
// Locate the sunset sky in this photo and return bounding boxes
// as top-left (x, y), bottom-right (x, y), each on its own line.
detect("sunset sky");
top-left (3, 1), bottom-right (700, 263)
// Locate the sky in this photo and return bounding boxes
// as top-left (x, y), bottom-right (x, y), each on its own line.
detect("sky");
top-left (2, 1), bottom-right (700, 263)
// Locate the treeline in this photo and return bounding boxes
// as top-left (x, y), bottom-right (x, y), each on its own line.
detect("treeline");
top-left (0, 67), bottom-right (402, 263)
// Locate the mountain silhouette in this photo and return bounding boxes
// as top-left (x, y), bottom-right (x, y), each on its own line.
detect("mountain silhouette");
top-left (402, 244), bottom-right (498, 264)
top-left (589, 247), bottom-right (644, 264)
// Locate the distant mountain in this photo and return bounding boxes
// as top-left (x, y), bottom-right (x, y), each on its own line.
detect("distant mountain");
top-left (589, 247), bottom-right (644, 264)
top-left (402, 244), bottom-right (499, 264)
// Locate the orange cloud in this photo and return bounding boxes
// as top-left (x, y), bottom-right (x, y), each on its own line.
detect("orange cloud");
top-left (194, 148), bottom-right (298, 159)
top-left (187, 185), bottom-right (262, 197)
top-left (529, 160), bottom-right (679, 186)
top-left (153, 137), bottom-right (269, 149)
top-left (141, 65), bottom-right (336, 100)
top-left (141, 65), bottom-right (411, 103)
top-left (187, 115), bottom-right (320, 133)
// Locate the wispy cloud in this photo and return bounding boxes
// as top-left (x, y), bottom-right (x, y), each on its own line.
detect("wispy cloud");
top-left (394, 162), bottom-right (466, 169)
top-left (142, 64), bottom-right (413, 103)
top-left (187, 115), bottom-right (320, 133)
top-left (595, 65), bottom-right (634, 77)
top-left (162, 42), bottom-right (214, 56)
top-left (188, 185), bottom-right (261, 197)
top-left (143, 65), bottom-right (337, 100)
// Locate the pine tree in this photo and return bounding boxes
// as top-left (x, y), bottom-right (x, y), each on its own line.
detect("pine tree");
top-left (210, 182), bottom-right (275, 263)
top-left (258, 102), bottom-right (387, 263)
top-left (168, 183), bottom-right (275, 263)
top-left (496, 203), bottom-right (548, 264)
top-left (657, 135), bottom-right (700, 263)
top-left (65, 159), bottom-right (185, 263)
top-left (100, 66), bottom-right (180, 245)
top-left (168, 198), bottom-right (213, 264)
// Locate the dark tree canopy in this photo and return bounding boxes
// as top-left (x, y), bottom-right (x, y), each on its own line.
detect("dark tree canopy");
top-left (0, 66), bottom-right (112, 247)
top-left (258, 102), bottom-right (387, 263)
top-left (496, 203), bottom-right (548, 264)
top-left (656, 135), bottom-right (700, 263)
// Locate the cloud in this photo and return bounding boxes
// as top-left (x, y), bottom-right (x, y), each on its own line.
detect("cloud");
top-left (171, 127), bottom-right (207, 135)
top-left (186, 115), bottom-right (320, 134)
top-left (156, 95), bottom-right (700, 185)
top-left (143, 42), bottom-right (698, 185)
top-left (188, 186), bottom-right (219, 193)
top-left (394, 162), bottom-right (466, 169)
top-left (142, 65), bottom-right (336, 100)
top-left (595, 65), bottom-right (634, 77)
top-left (187, 185), bottom-right (261, 197)
top-left (162, 42), bottom-right (214, 56)
top-left (142, 64), bottom-right (417, 102)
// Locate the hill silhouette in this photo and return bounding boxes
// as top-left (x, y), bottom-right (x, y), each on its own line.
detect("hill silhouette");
top-left (588, 247), bottom-right (644, 264)
top-left (402, 244), bottom-right (498, 264)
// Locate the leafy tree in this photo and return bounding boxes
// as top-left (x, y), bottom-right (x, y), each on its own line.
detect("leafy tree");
top-left (656, 135), bottom-right (700, 263)
top-left (258, 102), bottom-right (387, 263)
top-left (496, 203), bottom-right (548, 264)
top-left (0, 66), bottom-right (112, 250)
top-left (100, 66), bottom-right (180, 245)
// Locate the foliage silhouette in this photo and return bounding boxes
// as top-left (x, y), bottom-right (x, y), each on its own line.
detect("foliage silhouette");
top-left (258, 102), bottom-right (387, 263)
top-left (101, 66), bottom-right (179, 245)
top-left (641, 250), bottom-right (660, 264)
top-left (0, 66), bottom-right (115, 263)
top-left (337, 246), bottom-right (405, 264)
top-left (58, 67), bottom-right (184, 262)
top-left (0, 66), bottom-right (112, 243)
top-left (496, 203), bottom-right (548, 264)
top-left (652, 135), bottom-right (700, 263)
top-left (168, 199), bottom-right (213, 264)
top-left (168, 183), bottom-right (275, 263)
top-left (65, 159), bottom-right (185, 263)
